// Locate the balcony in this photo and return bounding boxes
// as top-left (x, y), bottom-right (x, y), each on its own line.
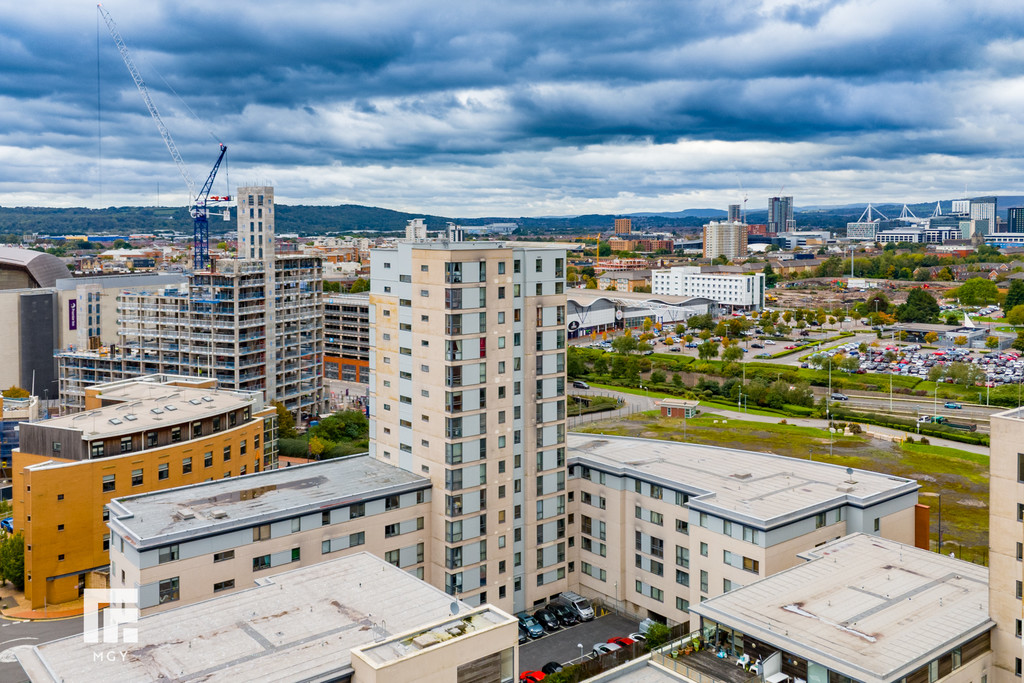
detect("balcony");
top-left (651, 632), bottom-right (760, 683)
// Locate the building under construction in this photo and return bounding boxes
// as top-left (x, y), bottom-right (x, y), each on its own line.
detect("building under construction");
top-left (57, 187), bottom-right (324, 420)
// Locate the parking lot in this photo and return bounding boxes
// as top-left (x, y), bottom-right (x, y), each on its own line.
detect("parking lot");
top-left (519, 613), bottom-right (641, 673)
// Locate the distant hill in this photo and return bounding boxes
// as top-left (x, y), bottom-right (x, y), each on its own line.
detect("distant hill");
top-left (1, 195), bottom-right (1021, 238)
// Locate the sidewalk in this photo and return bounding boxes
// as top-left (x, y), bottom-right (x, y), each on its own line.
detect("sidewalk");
top-left (0, 583), bottom-right (83, 620)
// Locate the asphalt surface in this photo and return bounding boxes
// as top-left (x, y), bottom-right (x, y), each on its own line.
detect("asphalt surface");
top-left (0, 615), bottom-right (83, 682)
top-left (519, 613), bottom-right (640, 673)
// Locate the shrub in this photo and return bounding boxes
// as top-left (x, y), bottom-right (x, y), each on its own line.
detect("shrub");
top-left (779, 419), bottom-right (787, 425)
top-left (905, 435), bottom-right (915, 444)
top-left (644, 622), bottom-right (672, 650)
top-left (848, 422), bottom-right (862, 434)
top-left (919, 437), bottom-right (930, 445)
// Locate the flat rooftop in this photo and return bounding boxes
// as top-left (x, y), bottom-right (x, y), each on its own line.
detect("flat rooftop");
top-left (22, 552), bottom-right (471, 683)
top-left (568, 290), bottom-right (714, 306)
top-left (25, 381), bottom-right (261, 442)
top-left (567, 433), bottom-right (918, 528)
top-left (691, 534), bottom-right (992, 683)
top-left (109, 454), bottom-right (429, 546)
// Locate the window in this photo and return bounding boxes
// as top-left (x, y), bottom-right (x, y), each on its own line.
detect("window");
top-left (873, 517), bottom-right (880, 532)
top-left (223, 445), bottom-right (231, 462)
top-left (131, 468), bottom-right (143, 486)
top-left (158, 463), bottom-right (169, 480)
top-left (102, 474), bottom-right (115, 493)
top-left (676, 597), bottom-right (690, 612)
top-left (171, 427), bottom-right (182, 443)
top-left (158, 577), bottom-right (179, 604)
top-left (214, 579), bottom-right (235, 593)
top-left (120, 436), bottom-right (132, 453)
top-left (676, 519), bottom-right (689, 534)
top-left (349, 532), bottom-right (365, 546)
top-left (253, 524), bottom-right (271, 541)
top-left (385, 523), bottom-right (399, 538)
top-left (815, 512), bottom-right (826, 529)
top-left (700, 570), bottom-right (709, 593)
top-left (676, 570), bottom-right (690, 586)
top-left (182, 457), bottom-right (193, 475)
top-left (743, 556), bottom-right (760, 573)
top-left (928, 659), bottom-right (938, 683)
top-left (204, 451), bottom-right (213, 468)
top-left (350, 503), bottom-right (365, 519)
top-left (253, 555), bottom-right (271, 571)
top-left (213, 550), bottom-right (234, 563)
top-left (291, 548), bottom-right (300, 563)
top-left (700, 542), bottom-right (708, 557)
top-left (156, 544), bottom-right (180, 565)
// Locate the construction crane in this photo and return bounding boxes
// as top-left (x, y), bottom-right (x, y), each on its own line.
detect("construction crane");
top-left (737, 179), bottom-right (748, 224)
top-left (97, 4), bottom-right (228, 271)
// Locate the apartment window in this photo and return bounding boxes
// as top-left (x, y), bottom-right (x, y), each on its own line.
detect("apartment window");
top-left (677, 597), bottom-right (690, 612)
top-left (928, 659), bottom-right (938, 683)
top-left (182, 457), bottom-right (193, 475)
top-left (91, 442), bottom-right (104, 458)
top-left (158, 577), bottom-right (179, 604)
top-left (171, 427), bottom-right (182, 443)
top-left (349, 532), bottom-right (365, 546)
top-left (146, 432), bottom-right (158, 448)
top-left (214, 579), bottom-right (235, 593)
top-left (700, 542), bottom-right (708, 557)
top-left (873, 517), bottom-right (880, 532)
top-left (131, 469), bottom-right (143, 487)
top-left (158, 463), bottom-right (168, 480)
top-left (676, 519), bottom-right (689, 534)
top-left (676, 570), bottom-right (690, 586)
top-left (120, 436), bottom-right (132, 454)
top-left (223, 445), bottom-right (231, 462)
top-left (700, 570), bottom-right (709, 593)
top-left (291, 548), bottom-right (300, 563)
top-left (102, 474), bottom-right (115, 493)
top-left (385, 523), bottom-right (399, 538)
top-left (350, 503), bottom-right (365, 519)
top-left (1019, 453), bottom-right (1024, 482)
top-left (253, 524), bottom-right (271, 542)
top-left (815, 512), bottom-right (826, 529)
top-left (158, 545), bottom-right (179, 564)
top-left (192, 422), bottom-right (203, 438)
top-left (204, 452), bottom-right (214, 468)
top-left (253, 555), bottom-right (271, 571)
top-left (742, 526), bottom-right (759, 543)
top-left (213, 550), bottom-right (234, 563)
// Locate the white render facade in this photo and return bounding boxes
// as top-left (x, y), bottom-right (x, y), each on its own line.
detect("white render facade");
top-left (651, 266), bottom-right (765, 311)
top-left (369, 239), bottom-right (570, 615)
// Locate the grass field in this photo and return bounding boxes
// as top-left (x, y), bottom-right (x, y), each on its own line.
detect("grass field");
top-left (577, 413), bottom-right (989, 564)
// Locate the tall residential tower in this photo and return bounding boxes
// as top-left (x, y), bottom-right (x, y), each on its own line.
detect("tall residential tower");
top-left (369, 238), bottom-right (569, 614)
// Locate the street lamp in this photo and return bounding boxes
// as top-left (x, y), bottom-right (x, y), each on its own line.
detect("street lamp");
top-left (578, 643), bottom-right (584, 661)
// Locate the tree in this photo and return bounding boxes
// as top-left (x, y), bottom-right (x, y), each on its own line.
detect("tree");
top-left (687, 313), bottom-right (713, 330)
top-left (674, 323), bottom-right (686, 336)
top-left (896, 288), bottom-right (940, 323)
top-left (954, 335), bottom-right (968, 346)
top-left (644, 622), bottom-right (672, 650)
top-left (1013, 331), bottom-right (1024, 353)
top-left (1, 386), bottom-right (29, 399)
top-left (308, 435), bottom-right (327, 458)
top-left (1004, 280), bottom-right (1024, 312)
top-left (953, 277), bottom-right (998, 305)
top-left (274, 401), bottom-right (297, 439)
top-left (0, 532), bottom-right (25, 590)
top-left (323, 280), bottom-right (342, 293)
top-left (860, 292), bottom-right (891, 316)
top-left (924, 331), bottom-right (939, 344)
top-left (348, 277), bottom-right (370, 293)
top-left (611, 334), bottom-right (639, 355)
top-left (592, 355), bottom-right (609, 375)
top-left (763, 262), bottom-right (779, 288)
top-left (986, 336), bottom-right (999, 349)
top-left (650, 370), bottom-right (666, 384)
top-left (722, 345), bottom-right (744, 363)
top-left (567, 349), bottom-right (587, 378)
top-left (697, 341), bottom-right (720, 361)
top-left (1007, 305), bottom-right (1024, 327)
top-left (112, 239), bottom-right (131, 250)
top-left (944, 313), bottom-right (960, 326)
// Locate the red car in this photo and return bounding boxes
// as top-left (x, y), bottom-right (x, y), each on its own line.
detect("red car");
top-left (520, 672), bottom-right (546, 683)
top-left (784, 345), bottom-right (796, 349)
top-left (607, 636), bottom-right (636, 647)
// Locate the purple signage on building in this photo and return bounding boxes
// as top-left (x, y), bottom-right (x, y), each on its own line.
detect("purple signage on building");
top-left (69, 299), bottom-right (77, 330)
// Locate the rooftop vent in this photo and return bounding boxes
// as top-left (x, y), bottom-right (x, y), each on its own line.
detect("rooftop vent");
top-left (210, 509), bottom-right (228, 519)
top-left (175, 507), bottom-right (196, 520)
top-left (164, 405), bottom-right (177, 411)
top-left (202, 396), bottom-right (215, 402)
top-left (108, 418), bottom-right (122, 425)
top-left (836, 484), bottom-right (855, 493)
top-left (189, 399), bottom-right (202, 405)
top-left (731, 472), bottom-right (753, 480)
top-left (123, 414), bottom-right (137, 421)
top-left (150, 408), bottom-right (163, 415)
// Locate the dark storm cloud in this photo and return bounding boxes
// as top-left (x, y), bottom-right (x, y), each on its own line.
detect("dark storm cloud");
top-left (0, 0), bottom-right (1023, 213)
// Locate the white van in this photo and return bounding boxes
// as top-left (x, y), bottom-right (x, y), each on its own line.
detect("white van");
top-left (555, 591), bottom-right (595, 621)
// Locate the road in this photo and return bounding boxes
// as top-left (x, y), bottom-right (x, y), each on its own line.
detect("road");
top-left (0, 615), bottom-right (82, 682)
top-left (569, 386), bottom-right (990, 456)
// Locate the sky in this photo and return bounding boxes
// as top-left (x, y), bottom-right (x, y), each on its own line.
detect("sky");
top-left (1, 0), bottom-right (1023, 217)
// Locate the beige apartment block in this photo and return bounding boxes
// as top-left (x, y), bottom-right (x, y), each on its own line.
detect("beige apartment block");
top-left (568, 434), bottom-right (920, 625)
top-left (370, 237), bottom-right (570, 613)
top-left (988, 408), bottom-right (1024, 682)
top-left (20, 552), bottom-right (518, 683)
top-left (692, 534), bottom-right (993, 683)
top-left (107, 455), bottom-right (431, 614)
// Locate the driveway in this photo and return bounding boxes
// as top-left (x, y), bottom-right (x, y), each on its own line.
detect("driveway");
top-left (519, 613), bottom-right (640, 672)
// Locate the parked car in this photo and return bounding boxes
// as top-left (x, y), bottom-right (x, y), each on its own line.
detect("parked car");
top-left (520, 672), bottom-right (545, 683)
top-left (519, 626), bottom-right (529, 644)
top-left (944, 401), bottom-right (962, 409)
top-left (548, 603), bottom-right (579, 627)
top-left (629, 632), bottom-right (647, 642)
top-left (764, 340), bottom-right (776, 345)
top-left (830, 393), bottom-right (849, 401)
top-left (517, 613), bottom-right (544, 638)
top-left (593, 642), bottom-right (622, 656)
top-left (541, 662), bottom-right (564, 674)
top-left (918, 415), bottom-right (933, 423)
top-left (607, 637), bottom-right (636, 647)
top-left (535, 609), bottom-right (561, 632)
top-left (572, 380), bottom-right (590, 389)
top-left (751, 343), bottom-right (764, 349)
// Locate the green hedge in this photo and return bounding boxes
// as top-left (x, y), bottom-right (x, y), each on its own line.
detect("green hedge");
top-left (828, 407), bottom-right (989, 446)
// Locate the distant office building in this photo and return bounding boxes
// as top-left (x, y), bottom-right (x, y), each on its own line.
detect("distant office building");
top-left (702, 221), bottom-right (748, 260)
top-left (971, 196), bottom-right (997, 225)
top-left (951, 199), bottom-right (971, 215)
top-left (614, 218), bottom-right (632, 234)
top-left (768, 196), bottom-right (794, 234)
top-left (405, 218), bottom-right (428, 239)
top-left (728, 204), bottom-right (741, 222)
top-left (1007, 207), bottom-right (1024, 234)
top-left (324, 292), bottom-right (370, 383)
top-left (652, 265), bottom-right (765, 311)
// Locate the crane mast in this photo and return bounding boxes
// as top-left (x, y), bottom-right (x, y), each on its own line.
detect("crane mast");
top-left (98, 3), bottom-right (227, 270)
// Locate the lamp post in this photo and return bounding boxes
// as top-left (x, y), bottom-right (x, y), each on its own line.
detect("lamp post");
top-left (578, 643), bottom-right (585, 662)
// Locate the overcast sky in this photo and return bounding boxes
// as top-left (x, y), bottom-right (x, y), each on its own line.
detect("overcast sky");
top-left (1, 0), bottom-right (1022, 217)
